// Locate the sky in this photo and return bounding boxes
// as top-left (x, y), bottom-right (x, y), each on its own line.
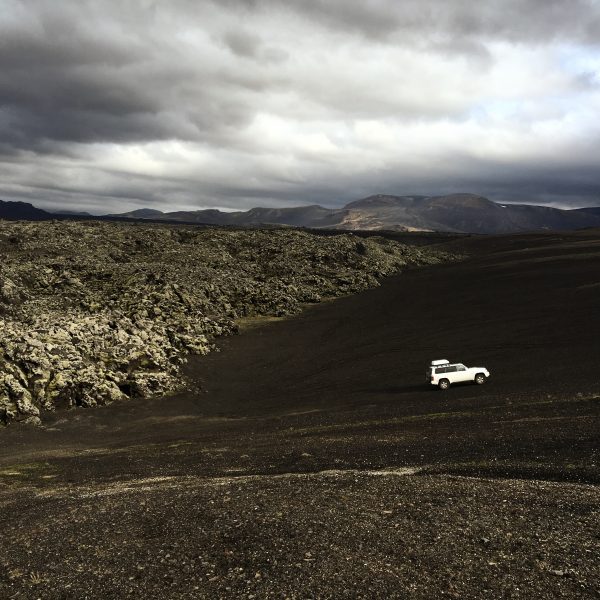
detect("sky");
top-left (1, 0), bottom-right (599, 214)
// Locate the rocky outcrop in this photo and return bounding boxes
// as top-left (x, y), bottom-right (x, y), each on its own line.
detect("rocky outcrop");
top-left (0, 221), bottom-right (454, 425)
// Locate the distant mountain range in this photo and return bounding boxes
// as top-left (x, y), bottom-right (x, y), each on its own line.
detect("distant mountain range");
top-left (0, 199), bottom-right (50, 221)
top-left (2, 194), bottom-right (600, 234)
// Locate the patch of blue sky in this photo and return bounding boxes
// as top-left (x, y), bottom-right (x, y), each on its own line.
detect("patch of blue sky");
top-left (556, 44), bottom-right (600, 86)
top-left (468, 97), bottom-right (574, 124)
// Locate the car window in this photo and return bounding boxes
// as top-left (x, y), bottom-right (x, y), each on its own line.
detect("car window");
top-left (435, 367), bottom-right (447, 374)
top-left (457, 365), bottom-right (466, 371)
top-left (446, 366), bottom-right (458, 372)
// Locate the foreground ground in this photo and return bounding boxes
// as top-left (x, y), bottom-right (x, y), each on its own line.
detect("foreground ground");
top-left (0, 229), bottom-right (598, 598)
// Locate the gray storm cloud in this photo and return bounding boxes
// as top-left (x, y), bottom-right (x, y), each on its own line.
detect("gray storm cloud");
top-left (0, 0), bottom-right (599, 213)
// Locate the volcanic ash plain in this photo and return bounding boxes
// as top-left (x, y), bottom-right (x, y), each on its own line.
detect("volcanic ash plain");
top-left (0, 224), bottom-right (599, 599)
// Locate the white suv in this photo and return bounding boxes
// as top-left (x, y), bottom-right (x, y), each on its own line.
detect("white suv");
top-left (427, 359), bottom-right (490, 390)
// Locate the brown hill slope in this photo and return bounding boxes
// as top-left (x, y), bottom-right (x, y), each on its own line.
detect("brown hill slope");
top-left (110, 194), bottom-right (600, 233)
top-left (341, 193), bottom-right (600, 233)
top-left (3, 195), bottom-right (600, 233)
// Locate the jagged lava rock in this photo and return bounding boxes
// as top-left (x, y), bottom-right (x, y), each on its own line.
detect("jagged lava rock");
top-left (0, 221), bottom-right (454, 424)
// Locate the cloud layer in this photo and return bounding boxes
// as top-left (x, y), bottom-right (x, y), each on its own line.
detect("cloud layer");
top-left (1, 0), bottom-right (599, 212)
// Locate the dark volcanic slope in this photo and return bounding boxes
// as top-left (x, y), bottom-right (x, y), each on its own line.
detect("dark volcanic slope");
top-left (575, 206), bottom-right (600, 217)
top-left (0, 199), bottom-right (51, 220)
top-left (183, 228), bottom-right (600, 481)
top-left (0, 230), bottom-right (599, 599)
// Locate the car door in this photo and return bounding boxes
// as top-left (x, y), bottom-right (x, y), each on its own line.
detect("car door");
top-left (454, 364), bottom-right (468, 383)
top-left (445, 365), bottom-right (459, 383)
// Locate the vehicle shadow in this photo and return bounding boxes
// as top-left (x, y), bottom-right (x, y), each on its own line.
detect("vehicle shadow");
top-left (363, 384), bottom-right (433, 395)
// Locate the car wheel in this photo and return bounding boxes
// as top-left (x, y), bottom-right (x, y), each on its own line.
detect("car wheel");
top-left (475, 373), bottom-right (486, 385)
top-left (438, 379), bottom-right (450, 390)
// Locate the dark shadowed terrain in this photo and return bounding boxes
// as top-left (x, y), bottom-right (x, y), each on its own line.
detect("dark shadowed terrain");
top-left (0, 229), bottom-right (599, 599)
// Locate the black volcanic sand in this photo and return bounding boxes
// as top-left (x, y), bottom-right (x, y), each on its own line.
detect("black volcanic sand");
top-left (1, 230), bottom-right (599, 599)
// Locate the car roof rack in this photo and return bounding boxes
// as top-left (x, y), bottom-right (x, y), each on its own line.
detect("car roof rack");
top-left (431, 359), bottom-right (450, 366)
